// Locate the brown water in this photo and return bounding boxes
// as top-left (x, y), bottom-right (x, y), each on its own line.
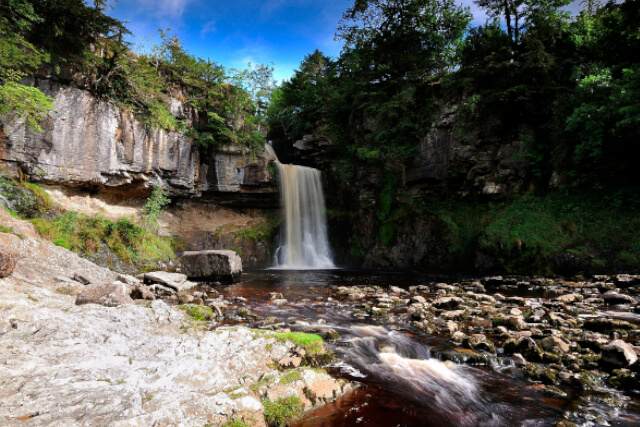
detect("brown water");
top-left (214, 270), bottom-right (640, 427)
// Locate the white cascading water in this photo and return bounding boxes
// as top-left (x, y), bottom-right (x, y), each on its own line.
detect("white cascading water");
top-left (266, 145), bottom-right (335, 269)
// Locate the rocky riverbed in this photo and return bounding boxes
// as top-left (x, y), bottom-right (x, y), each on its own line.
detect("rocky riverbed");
top-left (210, 272), bottom-right (640, 426)
top-left (2, 208), bottom-right (640, 426)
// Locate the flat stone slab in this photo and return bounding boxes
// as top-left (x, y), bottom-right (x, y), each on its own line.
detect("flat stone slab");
top-left (140, 271), bottom-right (198, 292)
top-left (182, 250), bottom-right (242, 283)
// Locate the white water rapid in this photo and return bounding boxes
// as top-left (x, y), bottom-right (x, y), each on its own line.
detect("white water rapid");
top-left (266, 145), bottom-right (335, 269)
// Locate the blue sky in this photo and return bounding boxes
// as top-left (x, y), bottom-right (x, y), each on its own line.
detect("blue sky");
top-left (105, 0), bottom-right (584, 82)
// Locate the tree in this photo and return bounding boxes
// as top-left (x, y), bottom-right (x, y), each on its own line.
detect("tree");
top-left (337, 0), bottom-right (471, 82)
top-left (333, 0), bottom-right (471, 165)
top-left (474, 0), bottom-right (571, 45)
top-left (0, 0), bottom-right (53, 131)
top-left (267, 50), bottom-right (336, 141)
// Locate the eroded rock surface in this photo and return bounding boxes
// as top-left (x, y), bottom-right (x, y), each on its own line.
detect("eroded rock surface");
top-left (0, 212), bottom-right (349, 426)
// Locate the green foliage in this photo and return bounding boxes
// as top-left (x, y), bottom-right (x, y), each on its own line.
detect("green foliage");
top-left (1, 1), bottom-right (270, 153)
top-left (279, 370), bottom-right (302, 384)
top-left (31, 211), bottom-right (175, 263)
top-left (233, 214), bottom-right (281, 243)
top-left (261, 396), bottom-right (305, 427)
top-left (141, 186), bottom-right (171, 231)
top-left (426, 187), bottom-right (640, 273)
top-left (0, 0), bottom-right (53, 131)
top-left (20, 182), bottom-right (54, 210)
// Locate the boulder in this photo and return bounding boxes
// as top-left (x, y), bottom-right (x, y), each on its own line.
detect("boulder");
top-left (181, 250), bottom-right (243, 283)
top-left (131, 285), bottom-right (156, 300)
top-left (554, 293), bottom-right (583, 304)
top-left (602, 340), bottom-right (638, 369)
top-left (433, 296), bottom-right (463, 310)
top-left (75, 281), bottom-right (133, 307)
top-left (142, 271), bottom-right (198, 291)
top-left (0, 249), bottom-right (18, 278)
top-left (540, 336), bottom-right (571, 354)
top-left (601, 292), bottom-right (636, 305)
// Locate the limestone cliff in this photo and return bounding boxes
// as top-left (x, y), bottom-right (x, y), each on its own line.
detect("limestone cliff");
top-left (0, 78), bottom-right (277, 207)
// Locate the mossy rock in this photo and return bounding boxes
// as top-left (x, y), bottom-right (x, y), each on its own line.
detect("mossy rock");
top-left (523, 363), bottom-right (559, 385)
top-left (179, 304), bottom-right (215, 321)
top-left (608, 369), bottom-right (638, 390)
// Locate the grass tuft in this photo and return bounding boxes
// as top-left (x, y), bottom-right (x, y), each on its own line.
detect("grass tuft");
top-left (262, 396), bottom-right (305, 427)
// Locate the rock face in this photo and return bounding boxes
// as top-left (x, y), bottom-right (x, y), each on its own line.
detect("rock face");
top-left (404, 105), bottom-right (527, 196)
top-left (182, 250), bottom-right (243, 283)
top-left (0, 78), bottom-right (277, 206)
top-left (0, 249), bottom-right (17, 278)
top-left (76, 281), bottom-right (134, 307)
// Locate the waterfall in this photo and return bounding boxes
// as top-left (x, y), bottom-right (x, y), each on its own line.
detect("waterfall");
top-left (266, 145), bottom-right (335, 269)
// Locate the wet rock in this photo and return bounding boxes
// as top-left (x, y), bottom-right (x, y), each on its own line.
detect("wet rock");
top-left (433, 296), bottom-right (463, 309)
top-left (467, 334), bottom-right (495, 353)
top-left (512, 353), bottom-right (527, 366)
top-left (578, 333), bottom-right (609, 351)
top-left (583, 318), bottom-right (635, 332)
top-left (482, 276), bottom-right (504, 286)
top-left (178, 294), bottom-right (195, 304)
top-left (540, 336), bottom-right (571, 354)
top-left (436, 283), bottom-right (458, 293)
top-left (182, 250), bottom-right (242, 283)
top-left (555, 293), bottom-right (583, 304)
top-left (615, 274), bottom-right (640, 287)
top-left (441, 309), bottom-right (467, 320)
top-left (131, 285), bottom-right (156, 300)
top-left (75, 281), bottom-right (133, 307)
top-left (523, 363), bottom-right (559, 385)
top-left (451, 331), bottom-right (468, 344)
top-left (601, 340), bottom-right (638, 369)
top-left (0, 249), bottom-right (18, 278)
top-left (517, 337), bottom-right (543, 361)
top-left (608, 369), bottom-right (638, 390)
top-left (445, 321), bottom-right (458, 334)
top-left (301, 369), bottom-right (345, 405)
top-left (601, 292), bottom-right (636, 305)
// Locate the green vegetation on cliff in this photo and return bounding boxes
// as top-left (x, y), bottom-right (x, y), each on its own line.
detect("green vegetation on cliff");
top-left (268, 0), bottom-right (640, 274)
top-left (0, 0), bottom-right (273, 154)
top-left (428, 188), bottom-right (640, 274)
top-left (0, 175), bottom-right (177, 271)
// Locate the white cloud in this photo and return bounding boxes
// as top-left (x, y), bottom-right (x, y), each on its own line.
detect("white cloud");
top-left (138, 0), bottom-right (193, 19)
top-left (201, 19), bottom-right (216, 36)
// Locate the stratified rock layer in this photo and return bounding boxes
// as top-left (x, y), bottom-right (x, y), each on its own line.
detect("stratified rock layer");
top-left (0, 79), bottom-right (277, 207)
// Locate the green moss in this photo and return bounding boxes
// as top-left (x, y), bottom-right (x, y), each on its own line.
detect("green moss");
top-left (222, 419), bottom-right (250, 427)
top-left (262, 396), bottom-right (305, 427)
top-left (249, 375), bottom-right (273, 393)
top-left (178, 305), bottom-right (214, 321)
top-left (279, 370), bottom-right (302, 384)
top-left (274, 332), bottom-right (325, 355)
top-left (419, 188), bottom-right (640, 274)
